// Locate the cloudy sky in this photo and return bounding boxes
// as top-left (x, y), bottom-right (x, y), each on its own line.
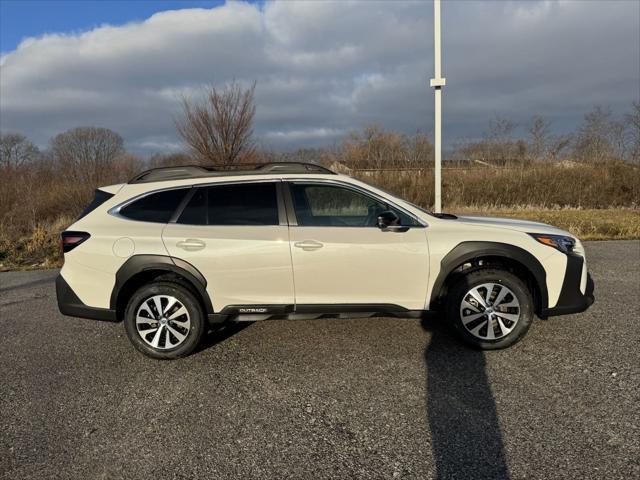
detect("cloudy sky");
top-left (0, 0), bottom-right (638, 155)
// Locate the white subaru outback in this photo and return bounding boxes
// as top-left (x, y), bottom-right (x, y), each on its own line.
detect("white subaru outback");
top-left (56, 162), bottom-right (594, 359)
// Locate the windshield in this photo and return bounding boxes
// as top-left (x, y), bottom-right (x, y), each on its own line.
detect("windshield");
top-left (352, 177), bottom-right (435, 217)
top-left (407, 201), bottom-right (433, 216)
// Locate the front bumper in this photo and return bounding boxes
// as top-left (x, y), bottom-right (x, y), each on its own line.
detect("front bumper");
top-left (56, 274), bottom-right (117, 322)
top-left (541, 253), bottom-right (594, 318)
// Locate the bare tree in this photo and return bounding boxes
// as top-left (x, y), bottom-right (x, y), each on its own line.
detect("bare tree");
top-left (0, 133), bottom-right (40, 169)
top-left (339, 124), bottom-right (433, 169)
top-left (483, 115), bottom-right (521, 163)
top-left (111, 153), bottom-right (145, 180)
top-left (405, 131), bottom-right (434, 166)
top-left (625, 101), bottom-right (640, 163)
top-left (50, 127), bottom-right (125, 183)
top-left (149, 152), bottom-right (194, 168)
top-left (572, 106), bottom-right (623, 162)
top-left (609, 119), bottom-right (628, 160)
top-left (527, 116), bottom-right (552, 161)
top-left (487, 115), bottom-right (517, 142)
top-left (176, 81), bottom-right (256, 165)
top-left (548, 134), bottom-right (573, 161)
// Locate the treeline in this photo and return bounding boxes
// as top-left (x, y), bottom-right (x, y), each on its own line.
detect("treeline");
top-left (0, 93), bottom-right (638, 266)
top-left (449, 105), bottom-right (639, 165)
top-left (292, 103), bottom-right (639, 169)
top-left (0, 127), bottom-right (143, 241)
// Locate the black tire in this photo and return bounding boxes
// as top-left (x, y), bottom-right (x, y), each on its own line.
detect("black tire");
top-left (124, 281), bottom-right (205, 359)
top-left (446, 268), bottom-right (534, 350)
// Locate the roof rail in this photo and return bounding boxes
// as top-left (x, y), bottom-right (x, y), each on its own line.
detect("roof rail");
top-left (128, 162), bottom-right (336, 184)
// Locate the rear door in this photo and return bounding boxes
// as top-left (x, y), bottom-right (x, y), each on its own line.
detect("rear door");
top-left (162, 180), bottom-right (294, 312)
top-left (285, 181), bottom-right (430, 310)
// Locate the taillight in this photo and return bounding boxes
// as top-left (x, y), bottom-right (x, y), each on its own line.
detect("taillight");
top-left (61, 231), bottom-right (91, 253)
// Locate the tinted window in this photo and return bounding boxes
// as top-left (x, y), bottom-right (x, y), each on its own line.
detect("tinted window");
top-left (178, 187), bottom-right (206, 225)
top-left (78, 189), bottom-right (114, 219)
top-left (120, 188), bottom-right (188, 223)
top-left (290, 183), bottom-right (420, 227)
top-left (178, 183), bottom-right (279, 226)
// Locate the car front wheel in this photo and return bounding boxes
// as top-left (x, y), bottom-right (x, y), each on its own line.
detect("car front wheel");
top-left (446, 268), bottom-right (534, 349)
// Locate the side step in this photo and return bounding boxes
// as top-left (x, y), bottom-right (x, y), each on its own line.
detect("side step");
top-left (208, 304), bottom-right (426, 324)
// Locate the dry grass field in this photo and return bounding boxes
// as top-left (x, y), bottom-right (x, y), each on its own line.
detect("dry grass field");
top-left (0, 161), bottom-right (637, 271)
top-left (354, 161), bottom-right (638, 210)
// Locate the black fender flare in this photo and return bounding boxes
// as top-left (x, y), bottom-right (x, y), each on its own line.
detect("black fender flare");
top-left (110, 255), bottom-right (214, 315)
top-left (429, 241), bottom-right (549, 311)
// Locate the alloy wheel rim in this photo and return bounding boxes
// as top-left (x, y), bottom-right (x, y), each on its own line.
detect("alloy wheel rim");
top-left (459, 283), bottom-right (520, 340)
top-left (135, 295), bottom-right (191, 350)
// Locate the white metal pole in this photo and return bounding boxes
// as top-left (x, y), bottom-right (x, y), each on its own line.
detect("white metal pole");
top-left (434, 86), bottom-right (442, 213)
top-left (430, 0), bottom-right (446, 213)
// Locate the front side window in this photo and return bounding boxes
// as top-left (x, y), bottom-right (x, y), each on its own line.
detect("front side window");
top-left (119, 188), bottom-right (188, 223)
top-left (177, 182), bottom-right (279, 226)
top-left (290, 183), bottom-right (420, 227)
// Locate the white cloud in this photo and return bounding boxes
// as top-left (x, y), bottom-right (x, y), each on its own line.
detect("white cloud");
top-left (0, 0), bottom-right (638, 153)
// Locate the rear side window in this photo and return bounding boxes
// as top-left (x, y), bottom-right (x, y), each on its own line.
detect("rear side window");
top-left (78, 189), bottom-right (114, 219)
top-left (178, 187), bottom-right (206, 225)
top-left (178, 183), bottom-right (279, 226)
top-left (120, 188), bottom-right (188, 223)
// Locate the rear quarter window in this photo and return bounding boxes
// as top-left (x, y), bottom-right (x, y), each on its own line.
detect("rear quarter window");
top-left (78, 189), bottom-right (114, 220)
top-left (119, 188), bottom-right (188, 223)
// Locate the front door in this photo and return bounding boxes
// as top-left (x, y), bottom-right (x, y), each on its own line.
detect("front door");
top-left (285, 181), bottom-right (430, 310)
top-left (162, 181), bottom-right (294, 312)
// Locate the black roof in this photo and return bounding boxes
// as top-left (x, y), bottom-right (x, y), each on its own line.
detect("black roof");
top-left (128, 162), bottom-right (336, 184)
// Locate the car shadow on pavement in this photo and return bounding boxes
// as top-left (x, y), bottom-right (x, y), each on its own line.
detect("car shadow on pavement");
top-left (421, 317), bottom-right (510, 480)
top-left (195, 321), bottom-right (253, 354)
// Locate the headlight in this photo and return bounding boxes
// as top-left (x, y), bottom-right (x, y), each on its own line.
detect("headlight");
top-left (572, 238), bottom-right (585, 257)
top-left (529, 233), bottom-right (576, 254)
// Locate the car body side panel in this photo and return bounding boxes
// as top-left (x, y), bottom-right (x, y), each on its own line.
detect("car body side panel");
top-left (289, 226), bottom-right (430, 310)
top-left (538, 251), bottom-right (568, 307)
top-left (424, 224), bottom-right (567, 310)
top-left (60, 211), bottom-right (170, 308)
top-left (162, 224), bottom-right (295, 311)
top-left (580, 261), bottom-right (588, 294)
top-left (60, 259), bottom-right (116, 309)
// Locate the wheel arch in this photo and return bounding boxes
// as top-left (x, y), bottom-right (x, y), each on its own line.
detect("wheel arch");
top-left (430, 241), bottom-right (548, 315)
top-left (110, 255), bottom-right (214, 321)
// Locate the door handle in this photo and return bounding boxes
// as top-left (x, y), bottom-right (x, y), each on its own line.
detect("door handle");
top-left (176, 239), bottom-right (206, 251)
top-left (294, 240), bottom-right (324, 251)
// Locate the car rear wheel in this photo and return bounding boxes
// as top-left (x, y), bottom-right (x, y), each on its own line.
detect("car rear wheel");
top-left (446, 268), bottom-right (534, 349)
top-left (124, 281), bottom-right (204, 359)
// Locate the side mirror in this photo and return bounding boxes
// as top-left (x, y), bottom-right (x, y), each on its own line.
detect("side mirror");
top-left (377, 210), bottom-right (408, 232)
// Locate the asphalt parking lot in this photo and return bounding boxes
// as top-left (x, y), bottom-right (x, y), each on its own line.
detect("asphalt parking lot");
top-left (1, 240), bottom-right (638, 479)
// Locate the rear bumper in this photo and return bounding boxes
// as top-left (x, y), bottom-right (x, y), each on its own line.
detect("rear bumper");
top-left (56, 274), bottom-right (117, 322)
top-left (541, 253), bottom-right (594, 318)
